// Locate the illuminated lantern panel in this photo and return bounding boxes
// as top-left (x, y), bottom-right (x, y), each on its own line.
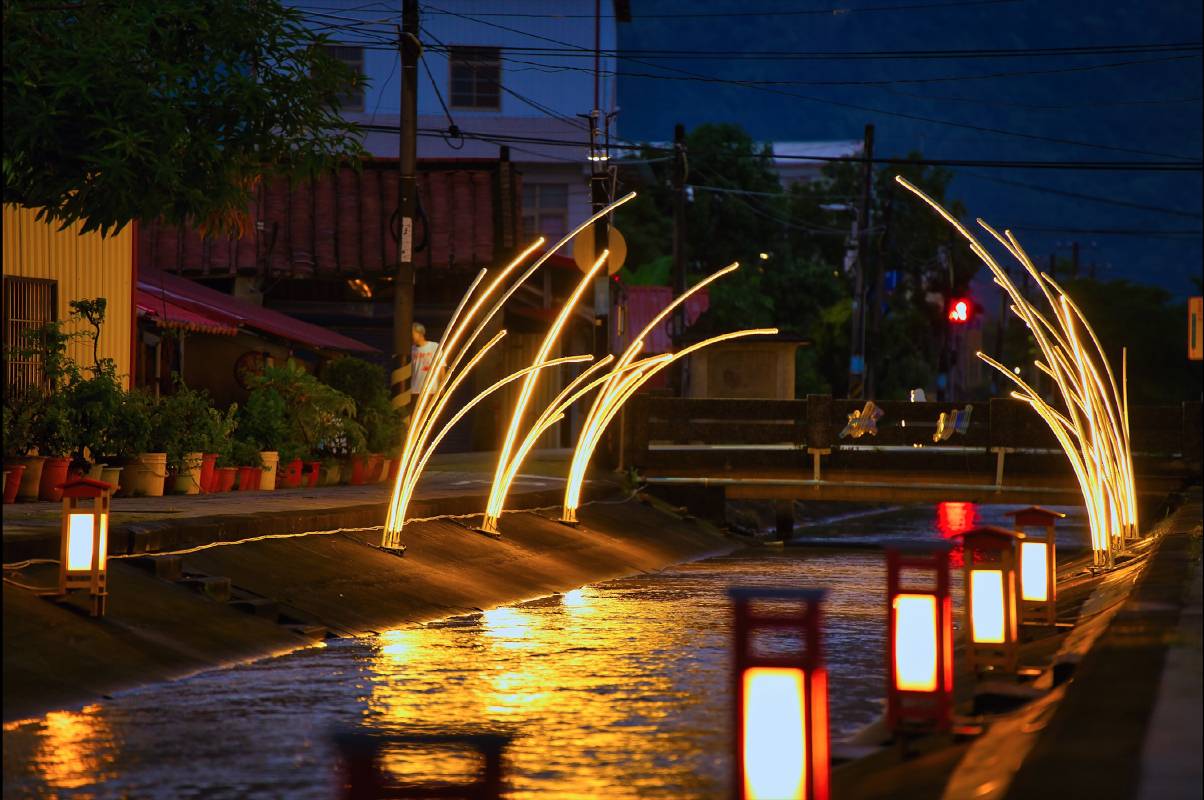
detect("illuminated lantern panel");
top-left (969, 570), bottom-right (1007, 644)
top-left (885, 541), bottom-right (953, 735)
top-left (742, 667), bottom-right (806, 800)
top-left (57, 478), bottom-right (114, 617)
top-left (893, 595), bottom-right (939, 692)
top-left (1019, 541), bottom-right (1049, 603)
top-left (955, 527), bottom-right (1021, 674)
top-left (730, 588), bottom-right (829, 800)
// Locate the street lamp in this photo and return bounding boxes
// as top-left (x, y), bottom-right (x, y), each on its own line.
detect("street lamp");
top-left (730, 587), bottom-right (829, 800)
top-left (954, 527), bottom-right (1021, 675)
top-left (57, 478), bottom-right (113, 617)
top-left (885, 541), bottom-right (954, 736)
top-left (1005, 506), bottom-right (1066, 627)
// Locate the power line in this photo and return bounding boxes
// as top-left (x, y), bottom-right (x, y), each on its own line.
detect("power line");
top-left (419, 6), bottom-right (1199, 162)
top-left (957, 171), bottom-right (1204, 219)
top-left (420, 0), bottom-right (1027, 19)
top-left (1006, 225), bottom-right (1202, 237)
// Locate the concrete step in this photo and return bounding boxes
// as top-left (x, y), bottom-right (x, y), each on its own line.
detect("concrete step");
top-left (284, 623), bottom-right (327, 642)
top-left (178, 576), bottom-right (232, 603)
top-left (228, 597), bottom-right (280, 621)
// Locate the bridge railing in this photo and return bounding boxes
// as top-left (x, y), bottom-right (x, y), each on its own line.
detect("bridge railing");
top-left (623, 395), bottom-right (1201, 474)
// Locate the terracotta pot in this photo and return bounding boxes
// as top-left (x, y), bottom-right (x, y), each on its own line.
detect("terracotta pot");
top-left (38, 456), bottom-right (72, 501)
top-left (199, 453), bottom-right (219, 493)
top-left (305, 461), bottom-right (321, 488)
top-left (4, 465), bottom-right (27, 504)
top-left (215, 467), bottom-right (238, 493)
top-left (14, 456), bottom-right (45, 501)
top-left (364, 454), bottom-right (384, 483)
top-left (236, 466), bottom-right (255, 491)
top-left (280, 458), bottom-right (302, 489)
top-left (258, 451), bottom-right (279, 492)
top-left (387, 457), bottom-right (402, 484)
top-left (349, 454), bottom-right (367, 486)
top-left (322, 463), bottom-right (342, 486)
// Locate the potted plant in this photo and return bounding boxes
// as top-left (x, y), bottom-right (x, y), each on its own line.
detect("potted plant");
top-left (118, 391), bottom-right (169, 497)
top-left (228, 439), bottom-right (264, 491)
top-left (322, 357), bottom-right (400, 486)
top-left (3, 392), bottom-right (43, 500)
top-left (93, 388), bottom-right (154, 495)
top-left (238, 384), bottom-right (293, 491)
top-left (158, 380), bottom-right (217, 495)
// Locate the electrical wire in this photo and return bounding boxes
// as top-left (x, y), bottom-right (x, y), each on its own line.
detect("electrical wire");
top-left (419, 0), bottom-right (1028, 19)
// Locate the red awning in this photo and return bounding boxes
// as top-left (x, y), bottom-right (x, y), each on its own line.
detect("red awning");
top-left (136, 289), bottom-right (239, 336)
top-left (137, 271), bottom-right (377, 353)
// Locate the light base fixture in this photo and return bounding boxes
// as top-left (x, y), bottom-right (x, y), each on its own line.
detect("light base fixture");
top-left (473, 526), bottom-right (502, 539)
top-left (379, 545), bottom-right (407, 557)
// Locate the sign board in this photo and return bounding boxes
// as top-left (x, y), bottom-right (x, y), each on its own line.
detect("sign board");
top-left (1190, 296), bottom-right (1203, 361)
top-left (572, 226), bottom-right (627, 275)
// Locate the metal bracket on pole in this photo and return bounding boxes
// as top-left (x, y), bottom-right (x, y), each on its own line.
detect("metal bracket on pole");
top-left (806, 448), bottom-right (831, 482)
top-left (990, 447), bottom-right (1014, 490)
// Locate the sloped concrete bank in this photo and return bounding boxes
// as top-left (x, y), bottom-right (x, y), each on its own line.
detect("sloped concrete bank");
top-left (3, 495), bottom-right (739, 723)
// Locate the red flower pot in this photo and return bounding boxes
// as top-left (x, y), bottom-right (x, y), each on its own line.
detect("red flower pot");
top-left (38, 456), bottom-right (72, 502)
top-left (349, 454), bottom-right (367, 486)
top-left (199, 453), bottom-right (219, 493)
top-left (4, 465), bottom-right (26, 504)
top-left (236, 466), bottom-right (255, 491)
top-left (251, 467), bottom-right (262, 490)
top-left (305, 461), bottom-right (321, 488)
top-left (280, 458), bottom-right (302, 489)
top-left (365, 454), bottom-right (384, 483)
top-left (388, 457), bottom-right (402, 484)
top-left (216, 467), bottom-right (238, 493)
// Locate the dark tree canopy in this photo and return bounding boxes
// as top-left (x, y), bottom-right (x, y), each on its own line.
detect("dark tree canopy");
top-left (3, 0), bottom-right (366, 236)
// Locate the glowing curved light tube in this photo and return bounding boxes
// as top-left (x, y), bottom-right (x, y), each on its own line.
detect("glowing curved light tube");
top-left (897, 176), bottom-right (1136, 568)
top-left (481, 250), bottom-right (610, 533)
top-left (561, 328), bottom-right (778, 523)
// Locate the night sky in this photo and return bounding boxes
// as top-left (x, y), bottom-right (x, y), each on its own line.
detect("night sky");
top-left (617, 0), bottom-right (1203, 293)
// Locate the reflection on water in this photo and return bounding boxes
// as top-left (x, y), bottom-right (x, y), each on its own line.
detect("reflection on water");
top-left (2, 503), bottom-right (1088, 799)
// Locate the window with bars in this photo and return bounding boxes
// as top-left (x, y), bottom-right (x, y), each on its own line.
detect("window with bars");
top-left (324, 45), bottom-right (365, 111)
top-left (521, 183), bottom-right (569, 242)
top-left (3, 277), bottom-right (57, 395)
top-left (449, 46), bottom-right (501, 110)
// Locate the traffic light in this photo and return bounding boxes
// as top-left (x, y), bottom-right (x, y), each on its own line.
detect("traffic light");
top-left (948, 298), bottom-right (972, 324)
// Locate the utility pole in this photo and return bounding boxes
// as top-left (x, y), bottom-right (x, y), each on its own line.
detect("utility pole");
top-left (867, 188), bottom-right (891, 398)
top-left (847, 123), bottom-right (874, 400)
top-left (589, 0), bottom-right (609, 361)
top-left (671, 122), bottom-right (688, 395)
top-left (391, 0), bottom-right (420, 423)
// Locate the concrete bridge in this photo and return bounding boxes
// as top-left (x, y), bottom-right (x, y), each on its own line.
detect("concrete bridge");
top-left (621, 395), bottom-right (1201, 518)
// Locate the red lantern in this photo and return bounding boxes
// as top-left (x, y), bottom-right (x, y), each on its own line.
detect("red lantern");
top-left (885, 541), bottom-right (954, 735)
top-left (730, 588), bottom-right (829, 800)
top-left (953, 527), bottom-right (1021, 675)
top-left (1005, 506), bottom-right (1065, 627)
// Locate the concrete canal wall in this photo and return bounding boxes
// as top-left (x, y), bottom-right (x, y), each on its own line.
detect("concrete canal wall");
top-left (3, 492), bottom-right (738, 723)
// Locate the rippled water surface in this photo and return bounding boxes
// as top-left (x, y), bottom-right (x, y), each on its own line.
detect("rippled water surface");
top-left (3, 502), bottom-right (1088, 799)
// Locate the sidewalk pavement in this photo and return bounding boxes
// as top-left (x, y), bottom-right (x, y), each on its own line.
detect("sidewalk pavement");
top-left (2, 449), bottom-right (610, 562)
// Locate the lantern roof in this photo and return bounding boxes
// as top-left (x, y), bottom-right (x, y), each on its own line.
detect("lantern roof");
top-left (728, 587), bottom-right (827, 603)
top-left (951, 525), bottom-right (1023, 549)
top-left (1004, 506), bottom-right (1067, 525)
top-left (885, 539), bottom-right (953, 555)
top-left (56, 477), bottom-right (115, 498)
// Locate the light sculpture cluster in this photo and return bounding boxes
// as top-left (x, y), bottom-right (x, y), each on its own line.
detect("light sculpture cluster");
top-left (897, 176), bottom-right (1138, 567)
top-left (561, 261), bottom-right (777, 523)
top-left (381, 194), bottom-right (639, 550)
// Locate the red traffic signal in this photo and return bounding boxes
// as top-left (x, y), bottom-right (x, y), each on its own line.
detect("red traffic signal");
top-left (948, 298), bottom-right (972, 324)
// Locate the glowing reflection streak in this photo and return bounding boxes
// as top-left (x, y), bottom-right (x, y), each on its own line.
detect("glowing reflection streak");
top-left (897, 176), bottom-right (1136, 567)
top-left (562, 328), bottom-right (778, 522)
top-left (482, 250), bottom-right (610, 533)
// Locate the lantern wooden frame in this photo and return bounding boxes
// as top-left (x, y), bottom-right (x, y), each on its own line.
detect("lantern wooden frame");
top-left (1005, 506), bottom-right (1065, 627)
top-left (57, 478), bottom-right (113, 617)
top-left (954, 526), bottom-right (1021, 675)
top-left (729, 587), bottom-right (829, 800)
top-left (885, 541), bottom-right (954, 735)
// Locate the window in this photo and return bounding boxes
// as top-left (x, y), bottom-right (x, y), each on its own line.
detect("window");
top-left (522, 183), bottom-right (569, 241)
top-left (449, 46), bottom-right (501, 109)
top-left (324, 45), bottom-right (365, 112)
top-left (3, 277), bottom-right (57, 395)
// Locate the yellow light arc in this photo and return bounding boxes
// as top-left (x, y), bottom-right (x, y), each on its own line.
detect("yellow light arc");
top-left (896, 175), bottom-right (1136, 567)
top-left (561, 327), bottom-right (778, 523)
top-left (481, 250), bottom-right (610, 533)
top-left (382, 194), bottom-right (638, 547)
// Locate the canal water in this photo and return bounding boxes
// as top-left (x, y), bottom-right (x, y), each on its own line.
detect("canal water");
top-left (3, 502), bottom-right (1088, 799)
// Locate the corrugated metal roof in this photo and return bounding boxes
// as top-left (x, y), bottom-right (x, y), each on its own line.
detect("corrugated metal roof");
top-left (135, 289), bottom-right (239, 336)
top-left (139, 160), bottom-right (512, 277)
top-left (138, 270), bottom-right (377, 353)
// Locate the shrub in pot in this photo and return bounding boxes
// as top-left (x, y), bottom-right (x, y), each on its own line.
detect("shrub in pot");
top-left (3, 393), bottom-right (45, 500)
top-left (158, 380), bottom-right (218, 495)
top-left (227, 439), bottom-right (263, 491)
top-left (238, 385), bottom-right (296, 492)
top-left (322, 356), bottom-right (401, 480)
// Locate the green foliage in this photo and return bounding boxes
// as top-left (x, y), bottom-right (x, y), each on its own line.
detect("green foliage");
top-left (226, 438), bottom-right (263, 469)
top-left (99, 390), bottom-right (154, 461)
top-left (239, 386), bottom-right (291, 454)
top-left (3, 0), bottom-right (366, 236)
top-left (320, 356), bottom-right (400, 455)
top-left (251, 360), bottom-right (364, 459)
top-left (66, 364), bottom-right (124, 464)
top-left (615, 124), bottom-right (975, 398)
top-left (157, 380), bottom-right (223, 471)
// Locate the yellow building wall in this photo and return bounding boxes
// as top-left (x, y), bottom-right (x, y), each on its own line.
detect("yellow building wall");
top-left (2, 204), bottom-right (134, 387)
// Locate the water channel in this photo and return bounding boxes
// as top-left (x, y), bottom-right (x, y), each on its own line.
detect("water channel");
top-left (3, 501), bottom-right (1089, 799)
